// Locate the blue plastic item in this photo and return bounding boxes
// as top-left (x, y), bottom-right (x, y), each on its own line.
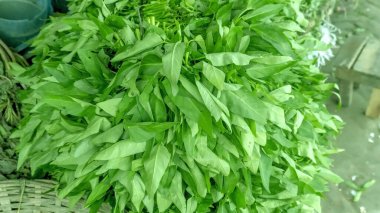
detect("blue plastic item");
top-left (0, 0), bottom-right (51, 51)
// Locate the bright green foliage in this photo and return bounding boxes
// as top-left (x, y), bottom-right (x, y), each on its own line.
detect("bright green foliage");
top-left (13, 0), bottom-right (343, 212)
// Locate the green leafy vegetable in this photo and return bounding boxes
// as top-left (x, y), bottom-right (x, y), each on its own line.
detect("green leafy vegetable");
top-left (14, 0), bottom-right (343, 212)
top-left (0, 39), bottom-right (29, 179)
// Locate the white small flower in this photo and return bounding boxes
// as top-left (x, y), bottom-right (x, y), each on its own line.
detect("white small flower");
top-left (308, 22), bottom-right (340, 67)
top-left (360, 206), bottom-right (367, 213)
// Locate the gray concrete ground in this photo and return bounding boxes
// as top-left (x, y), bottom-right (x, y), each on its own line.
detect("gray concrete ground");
top-left (322, 86), bottom-right (380, 213)
top-left (321, 1), bottom-right (380, 212)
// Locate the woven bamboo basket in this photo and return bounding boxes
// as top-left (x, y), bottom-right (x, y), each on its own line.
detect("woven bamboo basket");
top-left (0, 179), bottom-right (110, 213)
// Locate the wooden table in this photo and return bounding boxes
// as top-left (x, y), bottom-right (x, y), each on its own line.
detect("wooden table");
top-left (334, 35), bottom-right (380, 117)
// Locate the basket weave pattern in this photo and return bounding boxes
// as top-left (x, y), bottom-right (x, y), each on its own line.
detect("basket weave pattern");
top-left (0, 179), bottom-right (105, 213)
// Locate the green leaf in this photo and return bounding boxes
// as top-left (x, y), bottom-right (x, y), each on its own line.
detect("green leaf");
top-left (202, 62), bottom-right (225, 90)
top-left (76, 117), bottom-right (109, 142)
top-left (103, 62), bottom-right (139, 96)
top-left (264, 102), bottom-right (291, 131)
top-left (162, 42), bottom-right (186, 95)
top-left (91, 124), bottom-right (124, 145)
top-left (144, 145), bottom-right (171, 196)
top-left (170, 172), bottom-right (186, 213)
top-left (221, 90), bottom-right (267, 124)
top-left (293, 111), bottom-right (304, 133)
top-left (95, 140), bottom-right (146, 160)
top-left (270, 85), bottom-right (293, 102)
top-left (132, 174), bottom-right (145, 212)
top-left (218, 134), bottom-right (239, 158)
top-left (196, 81), bottom-right (223, 121)
top-left (186, 197), bottom-right (197, 213)
top-left (272, 130), bottom-right (294, 148)
top-left (86, 178), bottom-right (111, 206)
top-left (165, 82), bottom-right (213, 136)
top-left (139, 84), bottom-right (154, 120)
top-left (237, 35), bottom-right (250, 53)
top-left (185, 158), bottom-right (207, 198)
top-left (206, 52), bottom-right (253, 66)
top-left (97, 98), bottom-right (122, 116)
top-left (242, 4), bottom-right (284, 21)
top-left (112, 33), bottom-right (163, 62)
top-left (362, 179), bottom-right (376, 190)
top-left (318, 168), bottom-right (343, 184)
top-left (252, 55), bottom-right (293, 65)
top-left (299, 194), bottom-right (321, 213)
top-left (231, 186), bottom-right (246, 208)
top-left (143, 195), bottom-right (155, 213)
top-left (276, 21), bottom-right (304, 32)
top-left (59, 176), bottom-right (89, 198)
top-left (77, 50), bottom-right (104, 81)
top-left (253, 24), bottom-right (294, 57)
top-left (259, 153), bottom-right (272, 192)
top-left (179, 76), bottom-right (203, 103)
top-left (157, 191), bottom-right (172, 212)
top-left (125, 122), bottom-right (176, 142)
top-left (195, 136), bottom-right (230, 176)
top-left (74, 79), bottom-right (99, 94)
top-left (245, 61), bottom-right (295, 79)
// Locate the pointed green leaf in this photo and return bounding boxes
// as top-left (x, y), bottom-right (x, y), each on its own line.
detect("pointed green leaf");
top-left (202, 62), bottom-right (225, 90)
top-left (206, 52), bottom-right (253, 66)
top-left (196, 81), bottom-right (223, 121)
top-left (162, 42), bottom-right (186, 94)
top-left (170, 172), bottom-right (186, 213)
top-left (242, 4), bottom-right (284, 20)
top-left (112, 33), bottom-right (163, 62)
top-left (221, 90), bottom-right (267, 124)
top-left (259, 153), bottom-right (272, 192)
top-left (97, 98), bottom-right (122, 116)
top-left (265, 102), bottom-right (291, 131)
top-left (95, 140), bottom-right (146, 160)
top-left (132, 174), bottom-right (145, 212)
top-left (144, 145), bottom-right (171, 196)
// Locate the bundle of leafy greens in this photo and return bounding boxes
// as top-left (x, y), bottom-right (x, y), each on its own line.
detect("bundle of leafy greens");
top-left (12, 0), bottom-right (343, 212)
top-left (0, 39), bottom-right (29, 179)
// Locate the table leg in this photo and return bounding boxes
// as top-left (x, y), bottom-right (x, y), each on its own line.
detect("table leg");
top-left (366, 88), bottom-right (380, 118)
top-left (354, 82), bottom-right (360, 90)
top-left (339, 79), bottom-right (353, 107)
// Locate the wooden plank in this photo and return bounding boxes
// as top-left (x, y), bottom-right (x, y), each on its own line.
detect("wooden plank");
top-left (366, 88), bottom-right (380, 118)
top-left (336, 67), bottom-right (380, 89)
top-left (353, 38), bottom-right (380, 77)
top-left (333, 35), bottom-right (369, 69)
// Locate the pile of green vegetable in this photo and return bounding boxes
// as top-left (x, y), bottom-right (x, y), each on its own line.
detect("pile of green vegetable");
top-left (12, 0), bottom-right (343, 212)
top-left (0, 39), bottom-right (29, 179)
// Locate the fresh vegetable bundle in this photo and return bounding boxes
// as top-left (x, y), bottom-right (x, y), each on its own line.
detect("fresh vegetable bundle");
top-left (12, 0), bottom-right (343, 212)
top-left (0, 39), bottom-right (29, 179)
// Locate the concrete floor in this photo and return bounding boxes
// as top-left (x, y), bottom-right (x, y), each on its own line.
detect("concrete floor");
top-left (322, 85), bottom-right (380, 213)
top-left (320, 1), bottom-right (380, 212)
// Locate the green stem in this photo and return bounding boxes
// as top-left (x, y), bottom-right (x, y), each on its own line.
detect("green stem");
top-left (14, 53), bottom-right (29, 67)
top-left (0, 47), bottom-right (10, 71)
top-left (0, 39), bottom-right (16, 62)
top-left (137, 4), bottom-right (144, 38)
